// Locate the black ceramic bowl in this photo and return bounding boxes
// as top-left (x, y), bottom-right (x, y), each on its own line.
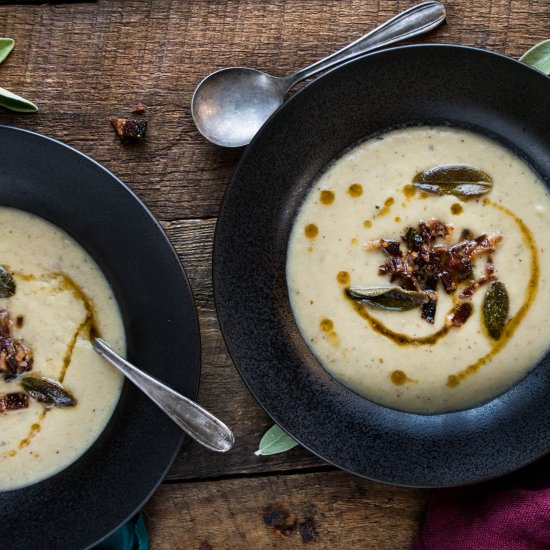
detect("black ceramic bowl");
top-left (0, 127), bottom-right (201, 549)
top-left (214, 45), bottom-right (550, 487)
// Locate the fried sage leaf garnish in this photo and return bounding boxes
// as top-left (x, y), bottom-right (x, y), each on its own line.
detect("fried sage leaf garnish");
top-left (0, 266), bottom-right (16, 298)
top-left (413, 165), bottom-right (493, 198)
top-left (21, 376), bottom-right (77, 408)
top-left (482, 281), bottom-right (509, 340)
top-left (346, 286), bottom-right (429, 311)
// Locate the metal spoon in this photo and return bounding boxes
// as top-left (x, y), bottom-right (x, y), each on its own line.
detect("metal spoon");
top-left (191, 1), bottom-right (446, 148)
top-left (93, 338), bottom-right (234, 453)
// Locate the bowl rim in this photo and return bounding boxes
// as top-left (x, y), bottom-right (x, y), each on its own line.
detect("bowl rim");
top-left (213, 43), bottom-right (550, 488)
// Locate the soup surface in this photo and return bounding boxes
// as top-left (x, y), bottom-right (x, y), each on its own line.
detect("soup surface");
top-left (0, 208), bottom-right (125, 491)
top-left (287, 127), bottom-right (550, 413)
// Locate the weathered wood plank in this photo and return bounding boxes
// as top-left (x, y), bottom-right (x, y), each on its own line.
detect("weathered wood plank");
top-left (0, 0), bottom-right (548, 222)
top-left (162, 218), bottom-right (324, 480)
top-left (147, 470), bottom-right (427, 549)
top-left (0, 0), bottom-right (546, 545)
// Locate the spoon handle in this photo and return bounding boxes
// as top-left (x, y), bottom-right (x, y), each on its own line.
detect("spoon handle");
top-left (93, 338), bottom-right (235, 453)
top-left (285, 1), bottom-right (446, 88)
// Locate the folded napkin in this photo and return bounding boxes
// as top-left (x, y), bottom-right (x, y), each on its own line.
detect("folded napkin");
top-left (415, 455), bottom-right (550, 550)
top-left (94, 513), bottom-right (149, 550)
top-left (414, 41), bottom-right (550, 550)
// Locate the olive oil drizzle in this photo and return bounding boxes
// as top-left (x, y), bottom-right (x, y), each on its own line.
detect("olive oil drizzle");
top-left (18, 414), bottom-right (44, 450)
top-left (346, 196), bottom-right (539, 388)
top-left (3, 271), bottom-right (99, 458)
top-left (347, 295), bottom-right (451, 346)
top-left (447, 199), bottom-right (539, 386)
top-left (390, 370), bottom-right (416, 385)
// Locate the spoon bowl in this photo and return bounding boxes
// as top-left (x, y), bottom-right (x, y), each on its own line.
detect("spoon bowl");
top-left (191, 1), bottom-right (446, 148)
top-left (192, 68), bottom-right (288, 148)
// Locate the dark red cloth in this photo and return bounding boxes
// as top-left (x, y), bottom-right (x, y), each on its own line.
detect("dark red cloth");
top-left (415, 457), bottom-right (550, 550)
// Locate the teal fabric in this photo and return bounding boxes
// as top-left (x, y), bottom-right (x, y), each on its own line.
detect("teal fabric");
top-left (95, 513), bottom-right (149, 550)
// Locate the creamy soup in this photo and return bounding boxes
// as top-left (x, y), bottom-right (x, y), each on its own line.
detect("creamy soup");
top-left (287, 127), bottom-right (550, 413)
top-left (0, 208), bottom-right (125, 491)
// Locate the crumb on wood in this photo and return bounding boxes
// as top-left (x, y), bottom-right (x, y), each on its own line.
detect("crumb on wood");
top-left (299, 517), bottom-right (317, 544)
top-left (109, 117), bottom-right (147, 141)
top-left (199, 542), bottom-right (212, 550)
top-left (131, 102), bottom-right (146, 113)
top-left (263, 506), bottom-right (297, 537)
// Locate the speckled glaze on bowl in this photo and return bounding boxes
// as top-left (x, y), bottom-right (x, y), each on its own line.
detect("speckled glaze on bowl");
top-left (214, 45), bottom-right (550, 487)
top-left (0, 127), bottom-right (201, 549)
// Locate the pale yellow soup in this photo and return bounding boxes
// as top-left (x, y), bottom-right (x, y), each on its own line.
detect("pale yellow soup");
top-left (0, 208), bottom-right (125, 491)
top-left (286, 127), bottom-right (550, 413)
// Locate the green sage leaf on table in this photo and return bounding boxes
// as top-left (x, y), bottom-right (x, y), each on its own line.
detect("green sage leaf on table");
top-left (0, 38), bottom-right (38, 113)
top-left (255, 424), bottom-right (298, 456)
top-left (0, 86), bottom-right (37, 113)
top-left (0, 38), bottom-right (14, 64)
top-left (346, 286), bottom-right (429, 311)
top-left (482, 281), bottom-right (509, 340)
top-left (413, 165), bottom-right (493, 198)
top-left (520, 39), bottom-right (550, 76)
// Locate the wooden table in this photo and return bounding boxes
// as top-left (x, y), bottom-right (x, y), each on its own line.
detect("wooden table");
top-left (0, 1), bottom-right (547, 547)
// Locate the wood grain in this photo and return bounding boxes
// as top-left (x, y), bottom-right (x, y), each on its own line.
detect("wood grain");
top-left (0, 0), bottom-right (548, 222)
top-left (162, 218), bottom-right (324, 480)
top-left (147, 470), bottom-right (427, 549)
top-left (0, 0), bottom-right (547, 546)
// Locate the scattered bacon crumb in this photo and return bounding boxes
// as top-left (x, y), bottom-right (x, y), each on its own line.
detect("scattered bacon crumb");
top-left (299, 518), bottom-right (317, 544)
top-left (131, 103), bottom-right (146, 114)
top-left (109, 117), bottom-right (147, 141)
top-left (263, 507), bottom-right (296, 537)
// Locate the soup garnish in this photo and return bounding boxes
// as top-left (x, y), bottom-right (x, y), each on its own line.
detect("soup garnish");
top-left (286, 127), bottom-right (550, 412)
top-left (413, 164), bottom-right (493, 198)
top-left (0, 268), bottom-right (77, 412)
top-left (350, 216), bottom-right (503, 324)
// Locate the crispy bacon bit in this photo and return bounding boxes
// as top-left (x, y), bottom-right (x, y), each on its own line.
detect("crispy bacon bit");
top-left (131, 103), bottom-right (146, 114)
top-left (421, 291), bottom-right (438, 323)
top-left (0, 392), bottom-right (29, 412)
top-left (446, 302), bottom-right (473, 327)
top-left (459, 256), bottom-right (496, 299)
top-left (109, 117), bottom-right (147, 141)
top-left (0, 338), bottom-right (33, 381)
top-left (0, 309), bottom-right (11, 337)
top-left (367, 220), bottom-right (503, 322)
top-left (0, 309), bottom-right (33, 381)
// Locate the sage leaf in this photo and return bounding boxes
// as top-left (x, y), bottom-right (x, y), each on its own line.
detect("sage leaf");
top-left (21, 376), bottom-right (76, 407)
top-left (482, 281), bottom-right (509, 340)
top-left (255, 424), bottom-right (297, 456)
top-left (520, 39), bottom-right (550, 76)
top-left (413, 165), bottom-right (493, 198)
top-left (0, 86), bottom-right (38, 113)
top-left (346, 286), bottom-right (429, 311)
top-left (0, 38), bottom-right (14, 64)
